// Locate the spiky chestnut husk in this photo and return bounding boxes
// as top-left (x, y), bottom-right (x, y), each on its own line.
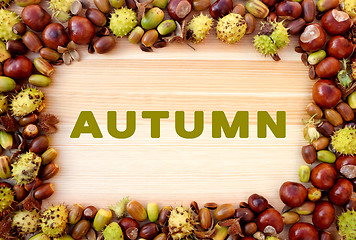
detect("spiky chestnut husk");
top-left (0, 0), bottom-right (11, 8)
top-left (11, 87), bottom-right (44, 117)
top-left (0, 9), bottom-right (20, 42)
top-left (340, 0), bottom-right (356, 18)
top-left (103, 222), bottom-right (124, 240)
top-left (331, 126), bottom-right (356, 155)
top-left (109, 196), bottom-right (130, 218)
top-left (49, 0), bottom-right (75, 22)
top-left (216, 13), bottom-right (247, 44)
top-left (254, 21), bottom-right (289, 56)
top-left (0, 94), bottom-right (8, 114)
top-left (109, 7), bottom-right (138, 38)
top-left (338, 210), bottom-right (356, 240)
top-left (187, 14), bottom-right (213, 43)
top-left (41, 205), bottom-right (69, 237)
top-left (12, 209), bottom-right (40, 234)
top-left (168, 206), bottom-right (195, 240)
top-left (352, 62), bottom-right (356, 80)
top-left (0, 186), bottom-right (14, 214)
top-left (11, 152), bottom-right (41, 185)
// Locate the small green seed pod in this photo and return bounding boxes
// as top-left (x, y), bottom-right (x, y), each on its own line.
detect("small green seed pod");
top-left (29, 74), bottom-right (51, 87)
top-left (141, 7), bottom-right (165, 30)
top-left (0, 76), bottom-right (16, 92)
top-left (308, 50), bottom-right (326, 65)
top-left (29, 233), bottom-right (51, 240)
top-left (152, 0), bottom-right (168, 9)
top-left (41, 148), bottom-right (58, 165)
top-left (317, 150), bottom-right (336, 163)
top-left (0, 94), bottom-right (8, 114)
top-left (93, 208), bottom-right (112, 232)
top-left (128, 27), bottom-right (145, 44)
top-left (15, 0), bottom-right (41, 7)
top-left (157, 20), bottom-right (176, 36)
top-left (109, 0), bottom-right (125, 8)
top-left (348, 91), bottom-right (356, 109)
top-left (0, 131), bottom-right (12, 150)
top-left (0, 155), bottom-right (11, 179)
top-left (147, 202), bottom-right (159, 222)
top-left (299, 165), bottom-right (310, 183)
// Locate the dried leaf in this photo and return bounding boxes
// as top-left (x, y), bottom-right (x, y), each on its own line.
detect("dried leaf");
top-left (228, 222), bottom-right (244, 237)
top-left (37, 113), bottom-right (59, 134)
top-left (63, 52), bottom-right (72, 65)
top-left (0, 113), bottom-right (17, 132)
top-left (57, 46), bottom-right (68, 54)
top-left (0, 215), bottom-right (16, 240)
top-left (194, 228), bottom-right (217, 239)
top-left (69, 50), bottom-right (80, 62)
top-left (67, 41), bottom-right (77, 51)
top-left (19, 191), bottom-right (41, 211)
top-left (218, 219), bottom-right (237, 227)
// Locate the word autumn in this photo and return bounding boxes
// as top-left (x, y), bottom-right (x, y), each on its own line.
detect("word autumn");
top-left (70, 111), bottom-right (286, 139)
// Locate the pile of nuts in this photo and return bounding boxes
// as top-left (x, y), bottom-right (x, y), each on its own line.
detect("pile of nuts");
top-left (0, 0), bottom-right (355, 239)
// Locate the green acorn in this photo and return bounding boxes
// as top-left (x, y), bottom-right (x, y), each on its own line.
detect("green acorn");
top-left (187, 13), bottom-right (213, 43)
top-left (0, 185), bottom-right (14, 214)
top-left (41, 205), bottom-right (69, 237)
top-left (0, 9), bottom-right (21, 42)
top-left (11, 87), bottom-right (44, 117)
top-left (11, 152), bottom-right (42, 185)
top-left (12, 209), bottom-right (40, 234)
top-left (109, 7), bottom-right (138, 38)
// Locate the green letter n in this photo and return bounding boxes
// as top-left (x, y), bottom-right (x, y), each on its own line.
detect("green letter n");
top-left (257, 111), bottom-right (286, 138)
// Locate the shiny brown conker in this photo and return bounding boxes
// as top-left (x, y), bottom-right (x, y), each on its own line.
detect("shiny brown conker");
top-left (321, 9), bottom-right (351, 35)
top-left (3, 55), bottom-right (33, 80)
top-left (289, 222), bottom-right (319, 240)
top-left (312, 201), bottom-right (335, 229)
top-left (280, 181), bottom-right (307, 208)
top-left (209, 0), bottom-right (233, 19)
top-left (256, 208), bottom-right (284, 234)
top-left (235, 208), bottom-right (255, 223)
top-left (310, 163), bottom-right (337, 190)
top-left (335, 156), bottom-right (356, 173)
top-left (299, 23), bottom-right (326, 52)
top-left (68, 16), bottom-right (95, 45)
top-left (167, 0), bottom-right (192, 22)
top-left (326, 35), bottom-right (354, 59)
top-left (276, 0), bottom-right (302, 20)
top-left (312, 79), bottom-right (341, 109)
top-left (328, 178), bottom-right (353, 206)
top-left (42, 23), bottom-right (70, 50)
top-left (119, 217), bottom-right (140, 240)
top-left (315, 57), bottom-right (340, 79)
top-left (21, 5), bottom-right (51, 32)
top-left (248, 193), bottom-right (268, 213)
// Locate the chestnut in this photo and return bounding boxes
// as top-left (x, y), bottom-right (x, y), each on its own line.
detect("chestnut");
top-left (312, 201), bottom-right (335, 229)
top-left (21, 5), bottom-right (51, 32)
top-left (3, 55), bottom-right (33, 80)
top-left (276, 1), bottom-right (302, 20)
top-left (299, 23), bottom-right (326, 52)
top-left (315, 57), bottom-right (340, 79)
top-left (139, 222), bottom-right (159, 240)
top-left (209, 0), bottom-right (233, 19)
top-left (319, 231), bottom-right (332, 240)
top-left (248, 193), bottom-right (268, 213)
top-left (235, 208), bottom-right (255, 223)
top-left (321, 9), bottom-right (351, 35)
top-left (312, 79), bottom-right (341, 109)
top-left (326, 36), bottom-right (353, 59)
top-left (262, 0), bottom-right (278, 7)
top-left (301, 0), bottom-right (315, 23)
top-left (42, 23), bottom-right (70, 50)
top-left (279, 181), bottom-right (307, 208)
top-left (167, 0), bottom-right (191, 21)
top-left (68, 16), bottom-right (95, 45)
top-left (256, 208), bottom-right (284, 234)
top-left (328, 178), bottom-right (353, 206)
top-left (119, 217), bottom-right (140, 240)
top-left (310, 163), bottom-right (337, 190)
top-left (335, 156), bottom-right (356, 179)
top-left (289, 222), bottom-right (319, 240)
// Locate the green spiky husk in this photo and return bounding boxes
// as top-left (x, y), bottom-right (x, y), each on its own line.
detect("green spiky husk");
top-left (340, 0), bottom-right (356, 17)
top-left (0, 0), bottom-right (11, 8)
top-left (41, 205), bottom-right (69, 238)
top-left (331, 126), bottom-right (356, 155)
top-left (49, 0), bottom-right (74, 12)
top-left (109, 7), bottom-right (138, 38)
top-left (103, 222), bottom-right (124, 240)
top-left (338, 210), bottom-right (356, 240)
top-left (0, 186), bottom-right (14, 214)
top-left (168, 207), bottom-right (195, 240)
top-left (216, 13), bottom-right (247, 44)
top-left (109, 196), bottom-right (129, 219)
top-left (12, 209), bottom-right (40, 234)
top-left (11, 87), bottom-right (44, 117)
top-left (11, 152), bottom-right (42, 185)
top-left (254, 21), bottom-right (289, 56)
top-left (352, 62), bottom-right (356, 80)
top-left (187, 13), bottom-right (213, 44)
top-left (0, 9), bottom-right (20, 42)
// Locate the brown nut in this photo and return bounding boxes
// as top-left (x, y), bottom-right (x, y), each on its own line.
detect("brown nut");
top-left (317, 121), bottom-right (334, 138)
top-left (235, 207), bottom-right (255, 223)
top-left (324, 109), bottom-right (343, 126)
top-left (6, 40), bottom-right (27, 56)
top-left (302, 0), bottom-right (316, 22)
top-left (336, 102), bottom-right (354, 121)
top-left (302, 144), bottom-right (316, 164)
top-left (307, 187), bottom-right (321, 202)
top-left (287, 18), bottom-right (306, 35)
top-left (295, 201), bottom-right (315, 215)
top-left (33, 57), bottom-right (54, 77)
top-left (23, 124), bottom-right (38, 139)
top-left (19, 113), bottom-right (38, 127)
top-left (25, 177), bottom-right (42, 191)
top-left (72, 219), bottom-right (91, 239)
top-left (12, 22), bottom-right (26, 36)
top-left (243, 222), bottom-right (258, 236)
top-left (312, 137), bottom-right (329, 150)
top-left (282, 212), bottom-right (300, 225)
top-left (29, 135), bottom-right (49, 154)
top-left (40, 48), bottom-right (60, 62)
top-left (139, 222), bottom-right (159, 240)
top-left (41, 148), bottom-right (58, 165)
top-left (40, 162), bottom-right (59, 180)
top-left (306, 103), bottom-right (323, 119)
top-left (34, 183), bottom-right (54, 200)
top-left (199, 208), bottom-right (212, 230)
top-left (192, 0), bottom-right (210, 11)
top-left (232, 4), bottom-right (245, 16)
top-left (69, 204), bottom-right (84, 225)
top-left (13, 185), bottom-right (28, 202)
top-left (153, 233), bottom-right (167, 240)
top-left (158, 206), bottom-right (172, 226)
top-left (94, 0), bottom-right (111, 13)
top-left (244, 13), bottom-right (256, 34)
top-left (83, 206), bottom-right (98, 220)
top-left (214, 204), bottom-right (235, 221)
top-left (276, 0), bottom-right (302, 20)
top-left (190, 201), bottom-right (199, 214)
top-left (127, 200), bottom-right (147, 222)
top-left (94, 36), bottom-right (116, 54)
top-left (22, 31), bottom-right (43, 52)
top-left (141, 30), bottom-right (159, 48)
top-left (86, 8), bottom-right (107, 27)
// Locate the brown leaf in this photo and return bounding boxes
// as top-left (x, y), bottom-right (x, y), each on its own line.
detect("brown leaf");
top-left (0, 215), bottom-right (16, 240)
top-left (37, 113), bottom-right (59, 134)
top-left (19, 192), bottom-right (41, 211)
top-left (194, 228), bottom-right (217, 239)
top-left (0, 113), bottom-right (17, 132)
top-left (228, 222), bottom-right (244, 238)
top-left (218, 218), bottom-right (238, 227)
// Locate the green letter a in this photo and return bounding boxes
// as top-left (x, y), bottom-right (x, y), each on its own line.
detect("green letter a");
top-left (70, 111), bottom-right (103, 138)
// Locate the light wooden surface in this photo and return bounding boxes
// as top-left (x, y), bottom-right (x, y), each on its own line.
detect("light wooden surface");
top-left (34, 28), bottom-right (314, 212)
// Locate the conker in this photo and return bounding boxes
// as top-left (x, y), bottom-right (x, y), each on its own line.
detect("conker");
top-left (326, 36), bottom-right (353, 59)
top-left (310, 163), bottom-right (337, 190)
top-left (321, 9), bottom-right (351, 35)
top-left (315, 57), bottom-right (340, 79)
top-left (235, 208), bottom-right (255, 223)
top-left (328, 178), bottom-right (353, 206)
top-left (68, 16), bottom-right (95, 45)
top-left (119, 217), bottom-right (140, 240)
top-left (209, 0), bottom-right (233, 19)
top-left (276, 1), bottom-right (302, 20)
top-left (3, 55), bottom-right (33, 80)
top-left (21, 5), bottom-right (51, 32)
top-left (312, 201), bottom-right (335, 229)
top-left (289, 222), bottom-right (319, 240)
top-left (256, 208), bottom-right (284, 234)
top-left (248, 193), bottom-right (268, 213)
top-left (42, 23), bottom-right (70, 50)
top-left (139, 222), bottom-right (159, 240)
top-left (312, 79), bottom-right (341, 109)
top-left (279, 181), bottom-right (307, 208)
top-left (167, 0), bottom-right (192, 21)
top-left (299, 23), bottom-right (326, 52)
